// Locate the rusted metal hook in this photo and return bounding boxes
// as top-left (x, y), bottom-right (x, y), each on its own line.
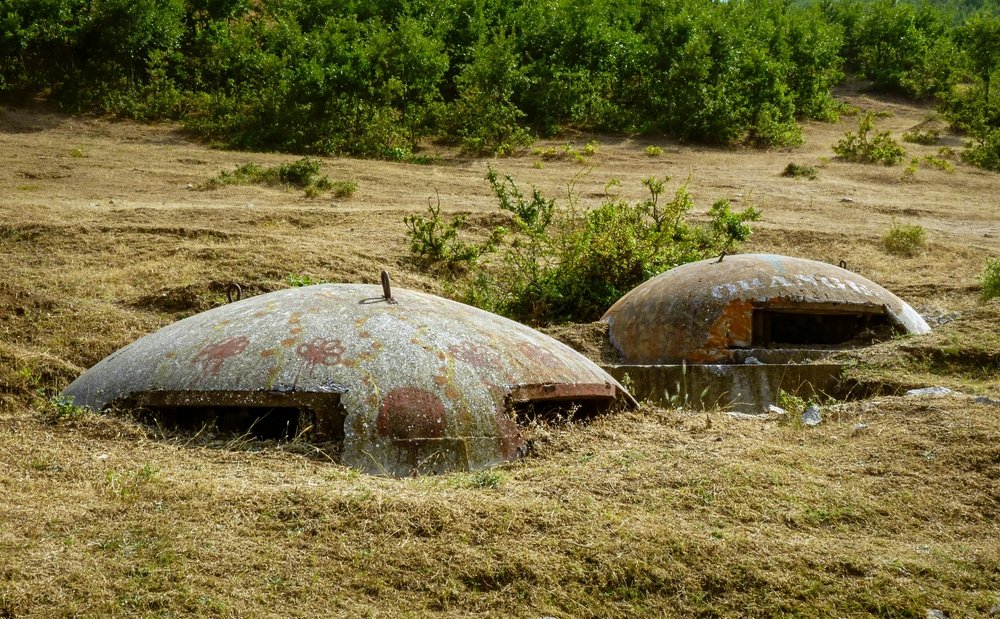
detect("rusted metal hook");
top-left (380, 270), bottom-right (397, 305)
top-left (839, 259), bottom-right (847, 270)
top-left (226, 282), bottom-right (243, 303)
top-left (717, 250), bottom-right (726, 263)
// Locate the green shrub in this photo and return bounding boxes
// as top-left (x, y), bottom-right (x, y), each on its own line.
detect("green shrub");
top-left (403, 196), bottom-right (487, 269)
top-left (882, 222), bottom-right (926, 257)
top-left (903, 129), bottom-right (939, 145)
top-left (645, 145), bottom-right (663, 157)
top-left (962, 129), bottom-right (1000, 173)
top-left (834, 112), bottom-right (907, 165)
top-left (782, 163), bottom-right (818, 180)
top-left (327, 180), bottom-right (359, 199)
top-left (921, 155), bottom-right (955, 173)
top-left (411, 168), bottom-right (760, 324)
top-left (981, 258), bottom-right (1000, 301)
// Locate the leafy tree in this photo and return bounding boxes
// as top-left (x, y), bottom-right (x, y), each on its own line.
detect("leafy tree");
top-left (960, 11), bottom-right (1000, 103)
top-left (447, 32), bottom-right (532, 155)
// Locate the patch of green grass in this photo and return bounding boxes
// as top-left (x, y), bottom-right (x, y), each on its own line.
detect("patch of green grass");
top-left (530, 142), bottom-right (597, 164)
top-left (781, 162), bottom-right (818, 180)
top-left (286, 274), bottom-right (329, 287)
top-left (106, 462), bottom-right (160, 500)
top-left (200, 158), bottom-right (357, 198)
top-left (903, 129), bottom-right (940, 145)
top-left (43, 395), bottom-right (93, 423)
top-left (882, 222), bottom-right (926, 257)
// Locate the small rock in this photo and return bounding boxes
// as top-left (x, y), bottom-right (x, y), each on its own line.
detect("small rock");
top-left (926, 610), bottom-right (947, 619)
top-left (840, 197), bottom-right (855, 203)
top-left (906, 386), bottom-right (953, 397)
top-left (727, 412), bottom-right (768, 420)
top-left (852, 423), bottom-right (867, 432)
top-left (801, 404), bottom-right (822, 426)
top-left (743, 356), bottom-right (763, 365)
top-left (989, 604), bottom-right (1000, 615)
top-left (185, 183), bottom-right (194, 190)
top-left (95, 453), bottom-right (109, 462)
top-left (767, 405), bottom-right (788, 416)
top-left (974, 396), bottom-right (1000, 406)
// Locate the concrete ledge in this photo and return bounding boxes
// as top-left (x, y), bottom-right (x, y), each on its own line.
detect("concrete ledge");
top-left (601, 364), bottom-right (843, 413)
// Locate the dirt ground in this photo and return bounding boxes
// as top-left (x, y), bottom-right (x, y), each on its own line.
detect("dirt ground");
top-left (1, 90), bottom-right (999, 617)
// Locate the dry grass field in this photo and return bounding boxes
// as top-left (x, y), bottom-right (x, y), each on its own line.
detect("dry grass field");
top-left (1, 87), bottom-right (999, 617)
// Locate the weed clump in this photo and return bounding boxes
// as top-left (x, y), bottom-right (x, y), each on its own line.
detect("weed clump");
top-left (782, 162), bottom-right (818, 180)
top-left (833, 112), bottom-right (906, 165)
top-left (403, 195), bottom-right (492, 270)
top-left (980, 258), bottom-right (1000, 301)
top-left (902, 129), bottom-right (940, 145)
top-left (200, 158), bottom-right (355, 197)
top-left (882, 222), bottom-right (926, 257)
top-left (41, 395), bottom-right (93, 423)
top-left (286, 274), bottom-right (329, 287)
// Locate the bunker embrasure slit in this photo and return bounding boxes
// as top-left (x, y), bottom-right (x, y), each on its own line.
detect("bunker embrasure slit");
top-left (125, 391), bottom-right (347, 443)
top-left (751, 305), bottom-right (891, 346)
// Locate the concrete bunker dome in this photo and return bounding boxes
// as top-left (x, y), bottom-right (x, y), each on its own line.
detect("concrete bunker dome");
top-left (64, 283), bottom-right (635, 476)
top-left (602, 253), bottom-right (931, 365)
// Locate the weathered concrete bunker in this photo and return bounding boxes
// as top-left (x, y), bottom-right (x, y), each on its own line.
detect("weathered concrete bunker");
top-left (600, 254), bottom-right (930, 410)
top-left (64, 283), bottom-right (635, 476)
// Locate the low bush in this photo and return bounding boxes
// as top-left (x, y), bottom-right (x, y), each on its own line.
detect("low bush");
top-left (403, 196), bottom-right (490, 270)
top-left (962, 129), bottom-right (1000, 172)
top-left (902, 129), bottom-right (940, 145)
top-left (882, 222), bottom-right (926, 256)
top-left (782, 163), bottom-right (818, 179)
top-left (833, 112), bottom-right (906, 165)
top-left (981, 258), bottom-right (1000, 301)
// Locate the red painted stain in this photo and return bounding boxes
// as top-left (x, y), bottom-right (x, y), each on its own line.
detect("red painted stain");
top-left (376, 387), bottom-right (447, 441)
top-left (447, 341), bottom-right (504, 371)
top-left (296, 338), bottom-right (347, 374)
top-left (494, 406), bottom-right (525, 460)
top-left (193, 335), bottom-right (250, 375)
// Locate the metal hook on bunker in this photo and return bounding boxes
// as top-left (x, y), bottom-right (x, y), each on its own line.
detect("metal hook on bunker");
top-left (226, 282), bottom-right (243, 303)
top-left (380, 270), bottom-right (397, 305)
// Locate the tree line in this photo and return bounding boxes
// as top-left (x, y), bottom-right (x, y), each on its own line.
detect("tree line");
top-left (0, 0), bottom-right (997, 168)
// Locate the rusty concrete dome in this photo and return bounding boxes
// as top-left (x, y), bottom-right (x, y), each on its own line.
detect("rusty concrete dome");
top-left (64, 283), bottom-right (634, 476)
top-left (602, 253), bottom-right (930, 364)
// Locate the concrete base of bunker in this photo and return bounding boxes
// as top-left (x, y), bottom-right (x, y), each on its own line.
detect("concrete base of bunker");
top-left (602, 363), bottom-right (843, 413)
top-left (121, 390), bottom-right (348, 443)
